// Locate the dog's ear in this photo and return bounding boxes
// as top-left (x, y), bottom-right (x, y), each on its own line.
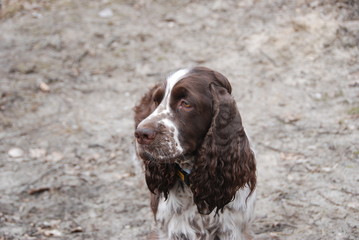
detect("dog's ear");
top-left (144, 162), bottom-right (177, 200)
top-left (133, 83), bottom-right (162, 128)
top-left (134, 83), bottom-right (177, 199)
top-left (212, 70), bottom-right (232, 94)
top-left (190, 83), bottom-right (256, 214)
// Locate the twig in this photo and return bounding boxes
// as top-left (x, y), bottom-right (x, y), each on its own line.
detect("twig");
top-left (259, 50), bottom-right (278, 67)
top-left (339, 188), bottom-right (359, 196)
top-left (318, 192), bottom-right (341, 206)
top-left (28, 187), bottom-right (51, 195)
top-left (21, 165), bottom-right (62, 192)
top-left (0, 121), bottom-right (55, 140)
top-left (257, 142), bottom-right (283, 152)
top-left (76, 50), bottom-right (89, 64)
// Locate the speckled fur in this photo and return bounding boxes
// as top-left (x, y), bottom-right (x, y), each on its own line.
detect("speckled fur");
top-left (154, 182), bottom-right (256, 240)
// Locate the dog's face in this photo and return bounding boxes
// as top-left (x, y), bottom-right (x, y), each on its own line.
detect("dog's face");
top-left (134, 69), bottom-right (213, 163)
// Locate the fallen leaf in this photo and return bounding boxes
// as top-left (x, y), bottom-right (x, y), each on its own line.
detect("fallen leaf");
top-left (70, 226), bottom-right (83, 233)
top-left (28, 187), bottom-right (50, 195)
top-left (277, 114), bottom-right (301, 124)
top-left (39, 82), bottom-right (50, 92)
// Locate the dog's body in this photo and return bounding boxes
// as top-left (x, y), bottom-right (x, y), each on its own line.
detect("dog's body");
top-left (134, 67), bottom-right (256, 240)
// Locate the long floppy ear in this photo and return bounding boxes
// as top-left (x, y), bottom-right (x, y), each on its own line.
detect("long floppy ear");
top-left (133, 83), bottom-right (177, 199)
top-left (144, 161), bottom-right (177, 199)
top-left (190, 83), bottom-right (256, 214)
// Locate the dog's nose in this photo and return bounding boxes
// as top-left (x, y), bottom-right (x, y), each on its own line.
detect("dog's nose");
top-left (135, 128), bottom-right (157, 145)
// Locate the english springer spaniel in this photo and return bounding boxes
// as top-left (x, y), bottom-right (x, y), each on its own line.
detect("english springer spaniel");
top-left (134, 67), bottom-right (256, 240)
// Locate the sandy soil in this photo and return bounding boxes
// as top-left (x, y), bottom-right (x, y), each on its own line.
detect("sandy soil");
top-left (0, 0), bottom-right (358, 239)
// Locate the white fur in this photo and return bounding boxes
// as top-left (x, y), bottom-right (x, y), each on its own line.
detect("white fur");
top-left (164, 69), bottom-right (189, 108)
top-left (161, 118), bottom-right (183, 153)
top-left (155, 183), bottom-right (255, 240)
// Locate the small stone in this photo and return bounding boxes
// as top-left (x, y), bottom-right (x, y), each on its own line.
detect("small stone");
top-left (43, 229), bottom-right (62, 237)
top-left (29, 148), bottom-right (47, 159)
top-left (321, 167), bottom-right (332, 172)
top-left (287, 174), bottom-right (294, 181)
top-left (279, 114), bottom-right (301, 124)
top-left (348, 201), bottom-right (359, 210)
top-left (32, 12), bottom-right (43, 19)
top-left (98, 8), bottom-right (113, 18)
top-left (8, 148), bottom-right (24, 158)
top-left (46, 152), bottom-right (64, 162)
top-left (313, 92), bottom-right (322, 100)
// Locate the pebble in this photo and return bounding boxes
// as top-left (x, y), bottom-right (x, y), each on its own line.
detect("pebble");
top-left (348, 201), bottom-right (359, 210)
top-left (98, 8), bottom-right (113, 18)
top-left (312, 92), bottom-right (322, 100)
top-left (29, 148), bottom-right (47, 159)
top-left (8, 148), bottom-right (24, 158)
top-left (43, 229), bottom-right (62, 237)
top-left (45, 152), bottom-right (64, 162)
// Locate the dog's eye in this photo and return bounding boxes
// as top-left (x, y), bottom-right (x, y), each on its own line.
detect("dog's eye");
top-left (179, 100), bottom-right (191, 109)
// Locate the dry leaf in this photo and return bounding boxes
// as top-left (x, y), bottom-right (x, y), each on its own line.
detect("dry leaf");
top-left (39, 82), bottom-right (50, 92)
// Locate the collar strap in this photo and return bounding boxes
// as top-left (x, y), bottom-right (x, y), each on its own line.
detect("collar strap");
top-left (175, 164), bottom-right (191, 186)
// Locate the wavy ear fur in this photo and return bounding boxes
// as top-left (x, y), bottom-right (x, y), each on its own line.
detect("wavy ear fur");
top-left (133, 83), bottom-right (177, 198)
top-left (144, 161), bottom-right (177, 199)
top-left (190, 83), bottom-right (256, 214)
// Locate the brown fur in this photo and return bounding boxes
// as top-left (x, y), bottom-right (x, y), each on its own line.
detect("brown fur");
top-left (134, 67), bottom-right (256, 215)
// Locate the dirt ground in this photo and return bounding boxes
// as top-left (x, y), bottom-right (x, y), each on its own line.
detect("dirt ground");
top-left (0, 0), bottom-right (358, 239)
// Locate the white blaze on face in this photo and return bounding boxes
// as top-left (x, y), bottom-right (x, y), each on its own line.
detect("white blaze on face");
top-left (152, 68), bottom-right (190, 117)
top-left (137, 68), bottom-right (190, 156)
top-left (163, 69), bottom-right (190, 111)
top-left (160, 118), bottom-right (183, 153)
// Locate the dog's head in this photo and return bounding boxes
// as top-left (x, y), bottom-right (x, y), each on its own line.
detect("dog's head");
top-left (134, 67), bottom-right (256, 214)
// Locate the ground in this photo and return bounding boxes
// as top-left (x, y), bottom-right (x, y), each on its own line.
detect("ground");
top-left (0, 0), bottom-right (358, 239)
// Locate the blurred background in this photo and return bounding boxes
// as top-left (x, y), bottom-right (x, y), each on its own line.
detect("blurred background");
top-left (0, 0), bottom-right (358, 239)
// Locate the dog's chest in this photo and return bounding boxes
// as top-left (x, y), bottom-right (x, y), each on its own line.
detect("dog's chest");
top-left (154, 183), bottom-right (256, 240)
top-left (156, 183), bottom-right (220, 239)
